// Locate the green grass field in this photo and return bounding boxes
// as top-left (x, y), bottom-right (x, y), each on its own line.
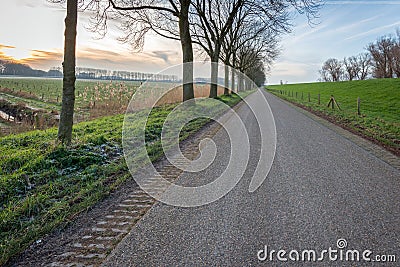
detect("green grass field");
top-left (267, 78), bottom-right (400, 153)
top-left (0, 91), bottom-right (251, 265)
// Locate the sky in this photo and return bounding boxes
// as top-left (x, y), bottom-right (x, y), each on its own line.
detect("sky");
top-left (0, 0), bottom-right (400, 84)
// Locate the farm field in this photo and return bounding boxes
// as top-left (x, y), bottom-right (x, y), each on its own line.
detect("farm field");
top-left (0, 77), bottom-right (140, 111)
top-left (267, 78), bottom-right (400, 154)
top-left (0, 77), bottom-right (232, 135)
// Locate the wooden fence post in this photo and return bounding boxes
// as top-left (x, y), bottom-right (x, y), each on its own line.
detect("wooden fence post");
top-left (318, 94), bottom-right (320, 105)
top-left (301, 92), bottom-right (304, 100)
top-left (308, 92), bottom-right (310, 102)
top-left (328, 95), bottom-right (341, 110)
top-left (328, 95), bottom-right (334, 109)
top-left (357, 97), bottom-right (361, 116)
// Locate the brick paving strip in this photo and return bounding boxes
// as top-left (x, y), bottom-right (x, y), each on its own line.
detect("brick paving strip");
top-left (10, 100), bottom-right (246, 267)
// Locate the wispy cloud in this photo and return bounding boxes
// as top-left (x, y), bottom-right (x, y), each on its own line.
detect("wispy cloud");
top-left (21, 49), bottom-right (63, 66)
top-left (345, 20), bottom-right (400, 40)
top-left (288, 24), bottom-right (329, 43)
top-left (79, 48), bottom-right (122, 58)
top-left (334, 15), bottom-right (381, 32)
top-left (145, 51), bottom-right (179, 64)
top-left (74, 47), bottom-right (181, 73)
top-left (0, 44), bottom-right (16, 49)
top-left (0, 43), bottom-right (183, 72)
top-left (0, 44), bottom-right (18, 62)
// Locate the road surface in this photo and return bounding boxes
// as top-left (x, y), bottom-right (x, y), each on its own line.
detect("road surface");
top-left (103, 91), bottom-right (399, 266)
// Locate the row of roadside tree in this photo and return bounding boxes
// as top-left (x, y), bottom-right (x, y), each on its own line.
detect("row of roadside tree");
top-left (54, 0), bottom-right (322, 144)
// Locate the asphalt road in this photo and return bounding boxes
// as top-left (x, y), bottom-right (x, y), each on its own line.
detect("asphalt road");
top-left (103, 91), bottom-right (399, 266)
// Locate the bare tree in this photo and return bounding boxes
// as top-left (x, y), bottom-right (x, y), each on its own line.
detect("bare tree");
top-left (219, 2), bottom-right (283, 94)
top-left (367, 35), bottom-right (396, 78)
top-left (320, 58), bottom-right (343, 82)
top-left (191, 0), bottom-right (320, 97)
top-left (57, 0), bottom-right (78, 145)
top-left (234, 34), bottom-right (278, 90)
top-left (245, 56), bottom-right (267, 87)
top-left (190, 0), bottom-right (244, 98)
top-left (343, 56), bottom-right (357, 81)
top-left (69, 0), bottom-right (195, 101)
top-left (319, 68), bottom-right (330, 82)
top-left (356, 53), bottom-right (372, 80)
top-left (392, 29), bottom-right (400, 78)
top-left (220, 4), bottom-right (249, 95)
top-left (340, 54), bottom-right (372, 81)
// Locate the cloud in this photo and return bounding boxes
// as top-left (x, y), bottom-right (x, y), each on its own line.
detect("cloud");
top-left (271, 61), bottom-right (310, 76)
top-left (268, 60), bottom-right (321, 84)
top-left (20, 49), bottom-right (63, 68)
top-left (0, 44), bottom-right (19, 62)
top-left (31, 49), bottom-right (63, 58)
top-left (289, 24), bottom-right (329, 43)
top-left (0, 43), bottom-right (182, 73)
top-left (145, 51), bottom-right (179, 64)
top-left (0, 44), bottom-right (16, 49)
top-left (333, 15), bottom-right (381, 32)
top-left (78, 48), bottom-right (122, 58)
top-left (75, 47), bottom-right (181, 73)
top-left (0, 45), bottom-right (62, 70)
top-left (344, 20), bottom-right (400, 40)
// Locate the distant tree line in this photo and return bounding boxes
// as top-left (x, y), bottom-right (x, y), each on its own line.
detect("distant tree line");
top-left (0, 60), bottom-right (178, 81)
top-left (320, 29), bottom-right (400, 82)
top-left (75, 67), bottom-right (179, 81)
top-left (0, 59), bottom-right (62, 77)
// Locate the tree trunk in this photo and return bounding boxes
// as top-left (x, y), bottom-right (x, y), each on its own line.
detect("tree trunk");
top-left (231, 67), bottom-right (235, 93)
top-left (58, 0), bottom-right (77, 145)
top-left (224, 62), bottom-right (230, 95)
top-left (238, 72), bottom-right (244, 92)
top-left (179, 0), bottom-right (194, 101)
top-left (209, 51), bottom-right (219, 98)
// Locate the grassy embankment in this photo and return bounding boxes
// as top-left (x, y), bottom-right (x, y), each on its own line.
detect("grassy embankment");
top-left (267, 78), bottom-right (399, 154)
top-left (0, 90), bottom-right (252, 265)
